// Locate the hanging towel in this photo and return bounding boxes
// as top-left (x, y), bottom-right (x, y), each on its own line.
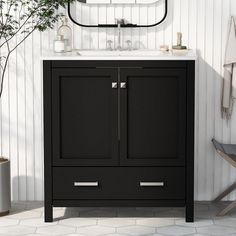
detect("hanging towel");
top-left (222, 16), bottom-right (236, 119)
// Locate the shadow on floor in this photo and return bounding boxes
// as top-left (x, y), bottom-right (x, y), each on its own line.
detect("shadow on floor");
top-left (9, 201), bottom-right (236, 221)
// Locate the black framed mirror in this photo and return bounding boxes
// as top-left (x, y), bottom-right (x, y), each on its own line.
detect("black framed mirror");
top-left (68, 0), bottom-right (167, 27)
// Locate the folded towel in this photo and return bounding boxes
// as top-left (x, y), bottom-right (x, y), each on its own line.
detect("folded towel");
top-left (222, 16), bottom-right (236, 119)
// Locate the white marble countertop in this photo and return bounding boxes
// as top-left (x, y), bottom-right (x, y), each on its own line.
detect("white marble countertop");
top-left (40, 49), bottom-right (197, 61)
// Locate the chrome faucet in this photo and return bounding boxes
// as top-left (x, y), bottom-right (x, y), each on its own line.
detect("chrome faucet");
top-left (115, 18), bottom-right (125, 51)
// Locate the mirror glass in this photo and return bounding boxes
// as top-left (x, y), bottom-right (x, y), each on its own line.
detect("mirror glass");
top-left (69, 0), bottom-right (166, 27)
top-left (77, 0), bottom-right (159, 4)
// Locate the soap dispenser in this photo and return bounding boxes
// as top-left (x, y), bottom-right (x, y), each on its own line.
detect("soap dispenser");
top-left (58, 16), bottom-right (72, 52)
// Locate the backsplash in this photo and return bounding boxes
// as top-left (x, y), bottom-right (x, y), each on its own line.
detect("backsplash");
top-left (1, 0), bottom-right (236, 201)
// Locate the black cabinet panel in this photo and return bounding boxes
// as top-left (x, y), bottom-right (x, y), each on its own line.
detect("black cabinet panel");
top-left (53, 167), bottom-right (185, 200)
top-left (44, 60), bottom-right (195, 222)
top-left (52, 68), bottom-right (119, 166)
top-left (120, 68), bottom-right (186, 166)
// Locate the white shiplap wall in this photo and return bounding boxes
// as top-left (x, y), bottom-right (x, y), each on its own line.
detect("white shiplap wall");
top-left (1, 0), bottom-right (236, 201)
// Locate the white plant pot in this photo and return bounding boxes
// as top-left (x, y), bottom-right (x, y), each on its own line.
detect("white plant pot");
top-left (0, 160), bottom-right (11, 216)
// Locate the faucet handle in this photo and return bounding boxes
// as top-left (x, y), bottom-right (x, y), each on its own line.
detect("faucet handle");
top-left (115, 18), bottom-right (125, 25)
top-left (126, 40), bottom-right (132, 51)
top-left (107, 40), bottom-right (113, 51)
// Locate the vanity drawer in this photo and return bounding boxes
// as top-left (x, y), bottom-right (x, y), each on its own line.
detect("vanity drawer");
top-left (53, 167), bottom-right (185, 200)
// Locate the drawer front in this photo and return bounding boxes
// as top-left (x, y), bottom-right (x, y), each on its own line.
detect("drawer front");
top-left (53, 167), bottom-right (185, 200)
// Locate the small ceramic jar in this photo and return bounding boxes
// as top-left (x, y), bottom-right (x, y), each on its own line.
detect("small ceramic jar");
top-left (54, 35), bottom-right (65, 53)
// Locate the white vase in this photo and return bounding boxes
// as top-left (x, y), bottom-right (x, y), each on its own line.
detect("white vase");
top-left (0, 160), bottom-right (11, 216)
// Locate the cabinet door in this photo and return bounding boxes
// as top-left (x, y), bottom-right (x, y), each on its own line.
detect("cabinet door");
top-left (52, 68), bottom-right (118, 166)
top-left (120, 68), bottom-right (186, 166)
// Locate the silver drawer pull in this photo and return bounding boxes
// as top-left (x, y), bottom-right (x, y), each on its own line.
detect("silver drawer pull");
top-left (120, 82), bottom-right (127, 89)
top-left (140, 182), bottom-right (164, 187)
top-left (112, 82), bottom-right (118, 89)
top-left (74, 182), bottom-right (98, 187)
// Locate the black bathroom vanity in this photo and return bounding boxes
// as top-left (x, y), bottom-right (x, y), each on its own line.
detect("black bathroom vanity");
top-left (42, 51), bottom-right (196, 222)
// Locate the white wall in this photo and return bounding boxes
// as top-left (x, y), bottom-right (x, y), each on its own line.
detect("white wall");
top-left (1, 0), bottom-right (236, 201)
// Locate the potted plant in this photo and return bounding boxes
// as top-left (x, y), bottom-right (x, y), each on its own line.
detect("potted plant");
top-left (0, 0), bottom-right (73, 215)
top-left (0, 157), bottom-right (10, 216)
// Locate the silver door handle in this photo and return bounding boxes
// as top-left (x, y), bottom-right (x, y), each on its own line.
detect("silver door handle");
top-left (74, 182), bottom-right (99, 187)
top-left (140, 182), bottom-right (164, 187)
top-left (112, 82), bottom-right (118, 89)
top-left (120, 82), bottom-right (127, 89)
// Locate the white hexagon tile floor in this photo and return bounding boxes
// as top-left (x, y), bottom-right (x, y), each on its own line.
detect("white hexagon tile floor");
top-left (0, 202), bottom-right (236, 236)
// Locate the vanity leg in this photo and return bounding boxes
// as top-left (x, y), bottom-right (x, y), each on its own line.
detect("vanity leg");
top-left (45, 204), bottom-right (53, 222)
top-left (185, 61), bottom-right (195, 223)
top-left (186, 204), bottom-right (194, 222)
